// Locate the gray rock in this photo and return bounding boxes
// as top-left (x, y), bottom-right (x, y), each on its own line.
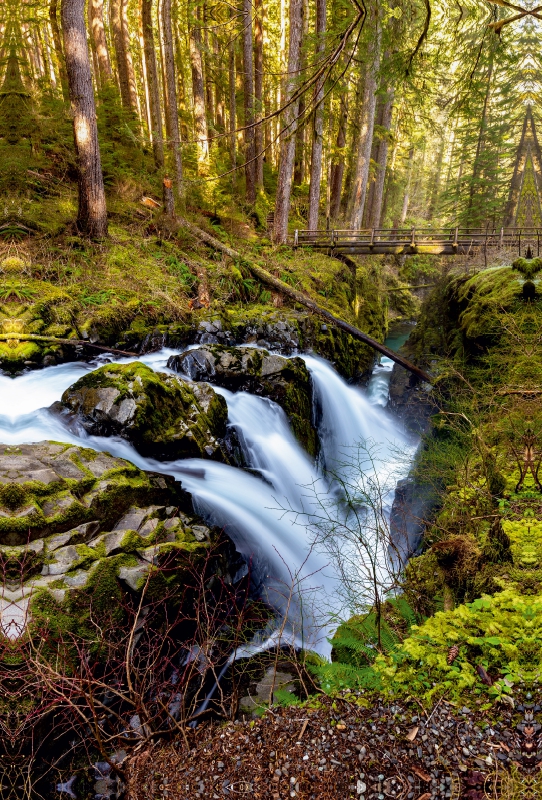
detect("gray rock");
top-left (46, 532), bottom-right (73, 551)
top-left (42, 545), bottom-right (81, 576)
top-left (118, 563), bottom-right (151, 591)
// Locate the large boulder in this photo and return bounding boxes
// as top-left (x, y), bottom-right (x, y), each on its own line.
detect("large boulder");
top-left (56, 362), bottom-right (228, 460)
top-left (168, 345), bottom-right (318, 456)
top-left (0, 442), bottom-right (245, 635)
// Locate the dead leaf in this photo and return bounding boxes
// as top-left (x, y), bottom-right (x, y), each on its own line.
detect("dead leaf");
top-left (411, 765), bottom-right (431, 782)
top-left (406, 725), bottom-right (419, 741)
top-left (336, 723), bottom-right (346, 731)
top-left (416, 794), bottom-right (432, 800)
top-left (476, 664), bottom-right (493, 686)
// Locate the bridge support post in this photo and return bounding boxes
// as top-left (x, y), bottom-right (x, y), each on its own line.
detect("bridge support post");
top-left (294, 229), bottom-right (299, 248)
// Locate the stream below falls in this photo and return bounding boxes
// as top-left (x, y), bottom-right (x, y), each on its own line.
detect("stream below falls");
top-left (0, 338), bottom-right (416, 657)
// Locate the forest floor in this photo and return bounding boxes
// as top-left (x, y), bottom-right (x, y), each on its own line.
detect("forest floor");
top-left (126, 694), bottom-right (534, 800)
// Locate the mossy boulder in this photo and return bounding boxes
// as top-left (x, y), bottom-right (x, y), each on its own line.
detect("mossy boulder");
top-left (0, 441), bottom-right (188, 546)
top-left (0, 441), bottom-right (246, 638)
top-left (57, 361), bottom-right (228, 460)
top-left (168, 345), bottom-right (318, 456)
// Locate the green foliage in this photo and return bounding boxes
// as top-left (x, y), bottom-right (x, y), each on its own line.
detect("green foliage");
top-left (372, 589), bottom-right (542, 703)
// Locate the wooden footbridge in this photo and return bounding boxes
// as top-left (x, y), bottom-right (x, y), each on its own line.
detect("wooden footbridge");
top-left (293, 226), bottom-right (542, 256)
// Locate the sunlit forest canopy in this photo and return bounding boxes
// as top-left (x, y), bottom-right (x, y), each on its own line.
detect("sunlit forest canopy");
top-left (1, 0), bottom-right (542, 238)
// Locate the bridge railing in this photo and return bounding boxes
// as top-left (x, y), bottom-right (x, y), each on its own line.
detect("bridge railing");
top-left (293, 227), bottom-right (542, 251)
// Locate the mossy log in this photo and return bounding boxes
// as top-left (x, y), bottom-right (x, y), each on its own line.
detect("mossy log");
top-left (177, 216), bottom-right (432, 384)
top-left (0, 333), bottom-right (137, 356)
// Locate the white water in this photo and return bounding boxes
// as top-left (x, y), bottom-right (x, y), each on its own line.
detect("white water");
top-left (0, 349), bottom-right (413, 656)
top-left (366, 355), bottom-right (395, 407)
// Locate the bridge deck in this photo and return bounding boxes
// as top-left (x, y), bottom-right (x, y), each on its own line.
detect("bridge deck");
top-left (293, 227), bottom-right (542, 256)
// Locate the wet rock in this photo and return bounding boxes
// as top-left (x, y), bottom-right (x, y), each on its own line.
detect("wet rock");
top-left (239, 667), bottom-right (296, 714)
top-left (168, 345), bottom-right (318, 456)
top-left (388, 364), bottom-right (433, 435)
top-left (389, 477), bottom-right (439, 565)
top-left (57, 361), bottom-right (229, 461)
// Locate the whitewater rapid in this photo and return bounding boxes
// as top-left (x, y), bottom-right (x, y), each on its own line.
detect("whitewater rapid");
top-left (0, 347), bottom-right (414, 656)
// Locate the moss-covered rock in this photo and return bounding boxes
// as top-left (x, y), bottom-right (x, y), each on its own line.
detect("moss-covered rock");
top-left (0, 441), bottom-right (188, 546)
top-left (58, 361), bottom-right (228, 460)
top-left (168, 345), bottom-right (318, 456)
top-left (0, 441), bottom-right (248, 641)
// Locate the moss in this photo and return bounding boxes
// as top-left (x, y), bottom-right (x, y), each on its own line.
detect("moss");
top-left (61, 361), bottom-right (228, 459)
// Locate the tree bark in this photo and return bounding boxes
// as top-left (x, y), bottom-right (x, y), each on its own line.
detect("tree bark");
top-left (189, 4), bottom-right (209, 166)
top-left (142, 0), bottom-right (165, 169)
top-left (272, 0), bottom-right (304, 244)
top-left (61, 0), bottom-right (108, 238)
top-left (254, 0), bottom-right (264, 188)
top-left (347, 15), bottom-right (382, 228)
top-left (307, 0), bottom-right (327, 230)
top-left (49, 0), bottom-right (69, 101)
top-left (243, 0), bottom-right (256, 203)
top-left (88, 0), bottom-right (113, 85)
top-left (161, 0), bottom-right (184, 197)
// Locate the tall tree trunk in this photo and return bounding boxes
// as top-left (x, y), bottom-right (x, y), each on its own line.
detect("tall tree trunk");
top-left (504, 109), bottom-right (529, 227)
top-left (43, 23), bottom-right (59, 88)
top-left (142, 0), bottom-right (165, 168)
top-left (467, 55), bottom-right (494, 221)
top-left (400, 146), bottom-right (414, 224)
top-left (49, 0), bottom-right (69, 100)
top-left (61, 0), bottom-right (108, 238)
top-left (189, 4), bottom-right (209, 166)
top-left (243, 0), bottom-right (256, 203)
top-left (228, 16), bottom-right (236, 168)
top-left (293, 0), bottom-right (309, 186)
top-left (139, 8), bottom-right (153, 136)
top-left (254, 0), bottom-right (264, 188)
top-left (347, 14), bottom-right (382, 228)
top-left (213, 33), bottom-right (225, 131)
top-left (203, 2), bottom-right (215, 131)
top-left (161, 0), bottom-right (184, 197)
top-left (121, 0), bottom-right (142, 119)
top-left (88, 0), bottom-right (113, 84)
top-left (110, 0), bottom-right (132, 109)
top-left (428, 134), bottom-right (445, 219)
top-left (307, 0), bottom-right (327, 230)
top-left (329, 92), bottom-right (348, 220)
top-left (272, 0), bottom-right (304, 243)
top-left (367, 88), bottom-right (394, 228)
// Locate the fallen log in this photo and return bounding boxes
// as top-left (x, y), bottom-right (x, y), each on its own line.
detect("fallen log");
top-left (176, 216), bottom-right (432, 384)
top-left (0, 334), bottom-right (137, 357)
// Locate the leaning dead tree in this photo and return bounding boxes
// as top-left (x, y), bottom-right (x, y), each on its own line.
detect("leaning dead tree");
top-left (177, 216), bottom-right (432, 383)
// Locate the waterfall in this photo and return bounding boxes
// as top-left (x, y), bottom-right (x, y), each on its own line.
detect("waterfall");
top-left (0, 349), bottom-right (414, 656)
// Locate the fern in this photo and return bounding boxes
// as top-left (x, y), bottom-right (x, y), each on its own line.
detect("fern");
top-left (309, 661), bottom-right (383, 694)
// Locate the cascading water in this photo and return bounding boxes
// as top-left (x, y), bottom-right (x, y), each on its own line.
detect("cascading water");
top-left (0, 347), bottom-right (414, 656)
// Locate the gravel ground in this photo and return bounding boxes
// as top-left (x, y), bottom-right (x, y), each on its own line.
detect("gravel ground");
top-left (126, 695), bottom-right (541, 799)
